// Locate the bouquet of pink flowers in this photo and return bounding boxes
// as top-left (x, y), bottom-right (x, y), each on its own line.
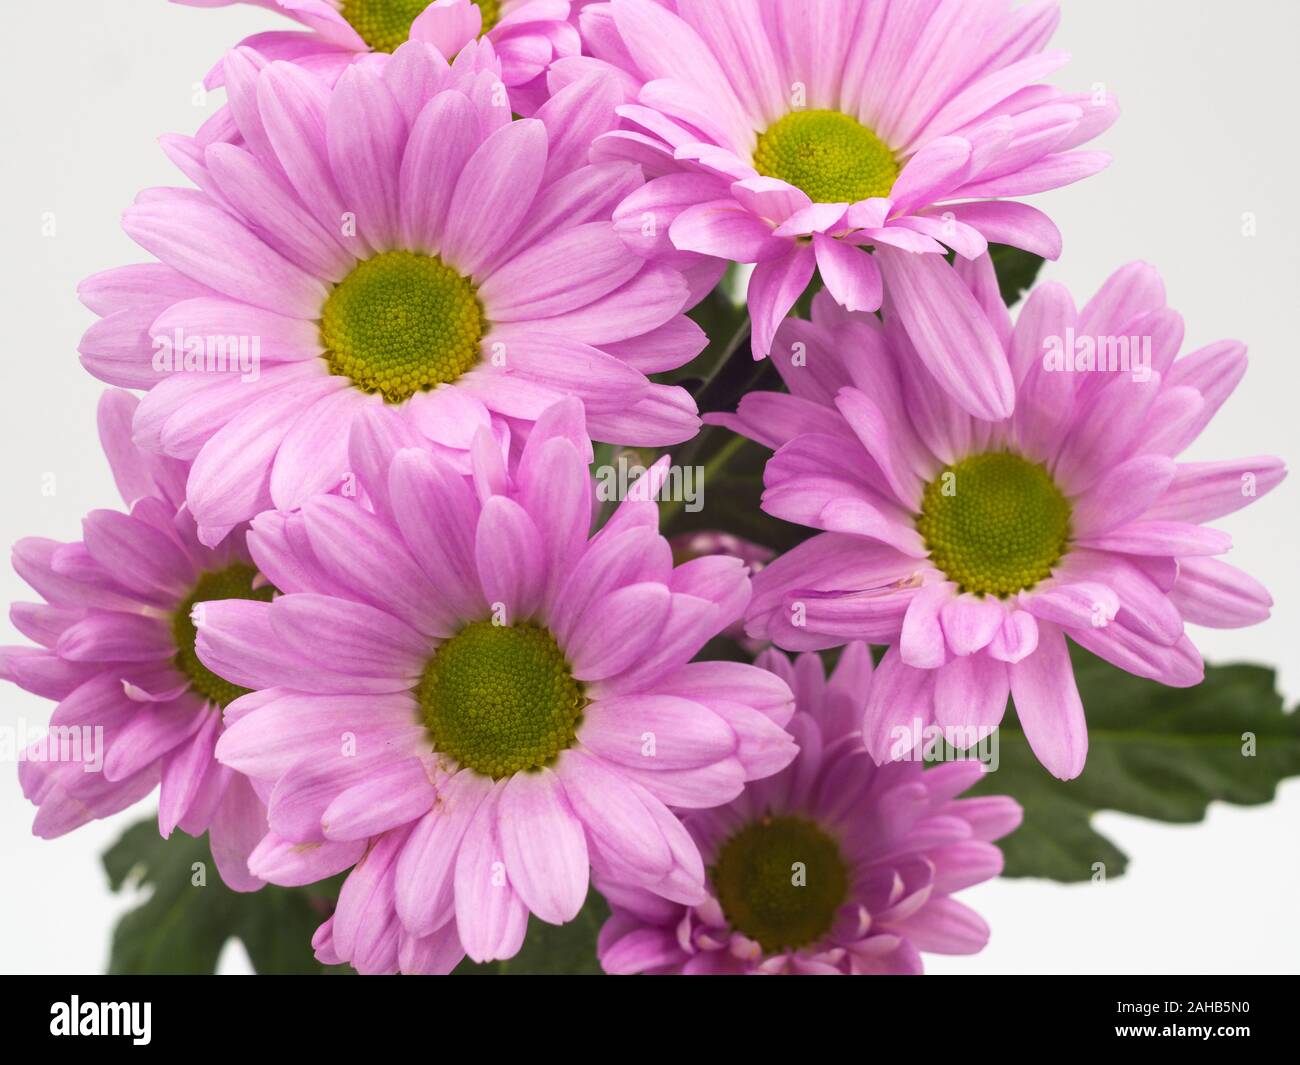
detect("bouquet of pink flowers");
top-left (5, 0), bottom-right (1293, 977)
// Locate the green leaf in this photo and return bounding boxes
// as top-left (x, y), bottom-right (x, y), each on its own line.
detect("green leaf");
top-left (969, 650), bottom-right (1300, 882)
top-left (104, 819), bottom-right (346, 974)
top-left (453, 890), bottom-right (610, 975)
top-left (987, 243), bottom-right (1046, 307)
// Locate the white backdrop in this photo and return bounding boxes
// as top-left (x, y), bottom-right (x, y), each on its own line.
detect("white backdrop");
top-left (0, 1), bottom-right (1295, 975)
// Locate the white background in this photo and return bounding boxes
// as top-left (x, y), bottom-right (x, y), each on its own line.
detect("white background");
top-left (0, 1), bottom-right (1295, 975)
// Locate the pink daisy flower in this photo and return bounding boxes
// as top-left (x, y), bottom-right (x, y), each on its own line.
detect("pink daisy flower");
top-left (174, 0), bottom-right (579, 111)
top-left (195, 399), bottom-right (798, 972)
top-left (715, 260), bottom-right (1286, 780)
top-left (585, 0), bottom-right (1118, 418)
top-left (3, 391), bottom-right (269, 891)
top-left (80, 42), bottom-right (703, 547)
top-left (598, 643), bottom-right (1022, 974)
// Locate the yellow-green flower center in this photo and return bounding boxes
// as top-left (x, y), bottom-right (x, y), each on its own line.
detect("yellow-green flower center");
top-left (712, 815), bottom-right (849, 954)
top-left (753, 110), bottom-right (899, 203)
top-left (171, 564), bottom-right (275, 708)
top-left (417, 621), bottom-right (587, 780)
top-left (341, 0), bottom-right (502, 53)
top-left (321, 250), bottom-right (486, 404)
top-left (915, 451), bottom-right (1072, 598)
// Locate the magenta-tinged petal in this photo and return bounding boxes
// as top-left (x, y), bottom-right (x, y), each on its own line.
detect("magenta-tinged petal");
top-left (1144, 457), bottom-right (1286, 525)
top-left (151, 296), bottom-right (324, 364)
top-left (1008, 623), bottom-right (1087, 780)
top-left (670, 199), bottom-right (786, 262)
top-left (877, 246), bottom-right (1014, 420)
top-left (1077, 521), bottom-right (1231, 558)
top-left (196, 599), bottom-right (408, 694)
top-left (186, 374), bottom-right (343, 538)
top-left (123, 191), bottom-right (329, 317)
top-left (814, 234), bottom-right (883, 314)
top-left (326, 66), bottom-right (407, 251)
top-left (599, 926), bottom-right (682, 975)
top-left (555, 747), bottom-right (673, 878)
top-left (482, 332), bottom-right (648, 416)
top-left (900, 583), bottom-right (952, 669)
top-left (205, 142), bottom-right (352, 280)
top-left (498, 768), bottom-right (590, 925)
top-left (398, 923), bottom-right (465, 976)
top-left (299, 494), bottom-right (448, 638)
top-left (269, 387), bottom-right (369, 511)
top-left (889, 136), bottom-right (973, 215)
top-left (399, 89), bottom-right (482, 254)
top-left (267, 593), bottom-right (428, 680)
top-left (581, 694), bottom-right (736, 770)
top-left (939, 201), bottom-right (1062, 260)
top-left (1071, 455), bottom-right (1178, 536)
top-left (57, 612), bottom-right (173, 663)
top-left (482, 223), bottom-right (642, 320)
top-left (158, 707), bottom-right (222, 838)
top-left (330, 827), bottom-right (407, 973)
top-left (749, 244), bottom-right (817, 358)
top-left (208, 773), bottom-right (269, 894)
top-left (1024, 582), bottom-right (1119, 632)
top-left (81, 509), bottom-right (195, 602)
top-left (97, 389), bottom-right (186, 509)
top-left (322, 758), bottom-right (437, 842)
top-left (396, 769), bottom-right (493, 937)
top-left (1169, 557), bottom-right (1272, 630)
top-left (567, 583), bottom-right (671, 681)
top-left (474, 496), bottom-right (546, 622)
top-left (102, 698), bottom-right (209, 783)
top-left (387, 449), bottom-right (488, 622)
top-left (890, 897), bottom-right (989, 955)
top-left (939, 596), bottom-right (1004, 657)
top-left (862, 647), bottom-right (937, 764)
top-left (453, 784), bottom-right (530, 963)
top-left (440, 119), bottom-right (548, 277)
top-left (410, 0), bottom-right (482, 58)
top-left (934, 653), bottom-right (1009, 733)
top-left (216, 691), bottom-right (420, 779)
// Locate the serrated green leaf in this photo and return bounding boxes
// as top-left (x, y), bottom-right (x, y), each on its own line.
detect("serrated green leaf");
top-left (987, 243), bottom-right (1046, 307)
top-left (970, 650), bottom-right (1300, 882)
top-left (104, 819), bottom-right (345, 974)
top-left (453, 890), bottom-right (610, 975)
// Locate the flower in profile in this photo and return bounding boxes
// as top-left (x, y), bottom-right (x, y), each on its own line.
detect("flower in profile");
top-left (81, 43), bottom-right (702, 546)
top-left (3, 391), bottom-right (269, 890)
top-left (590, 0), bottom-right (1118, 417)
top-left (715, 260), bottom-right (1286, 780)
top-left (598, 643), bottom-right (1022, 974)
top-left (174, 0), bottom-right (579, 110)
top-left (197, 400), bottom-right (797, 972)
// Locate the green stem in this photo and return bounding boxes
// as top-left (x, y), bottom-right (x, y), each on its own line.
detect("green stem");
top-left (659, 431), bottom-right (749, 533)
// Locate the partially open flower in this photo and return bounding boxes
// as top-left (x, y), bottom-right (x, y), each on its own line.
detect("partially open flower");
top-left (3, 391), bottom-right (270, 890)
top-left (598, 643), bottom-right (1022, 974)
top-left (174, 0), bottom-right (579, 111)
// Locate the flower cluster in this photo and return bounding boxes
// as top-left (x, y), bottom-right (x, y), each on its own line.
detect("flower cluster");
top-left (4, 0), bottom-right (1283, 976)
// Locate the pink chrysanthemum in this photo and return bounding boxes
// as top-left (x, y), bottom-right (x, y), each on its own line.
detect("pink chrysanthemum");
top-left (584, 0), bottom-right (1117, 418)
top-left (598, 643), bottom-right (1022, 974)
top-left (195, 399), bottom-right (798, 972)
top-left (175, 0), bottom-right (579, 111)
top-left (3, 391), bottom-right (268, 890)
top-left (80, 42), bottom-right (703, 546)
top-left (715, 259), bottom-right (1286, 780)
